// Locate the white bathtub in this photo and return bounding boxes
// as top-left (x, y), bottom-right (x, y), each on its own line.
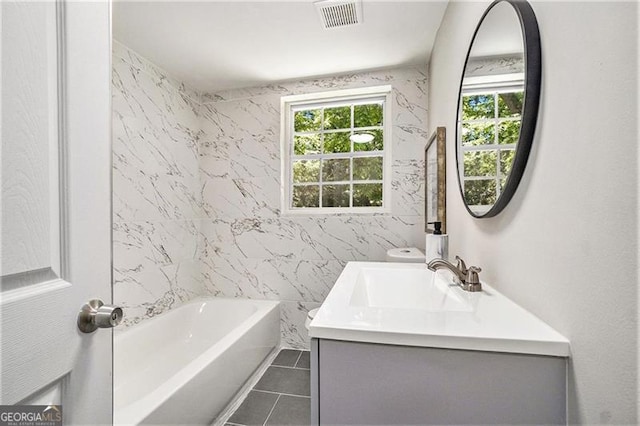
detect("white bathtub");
top-left (114, 298), bottom-right (280, 425)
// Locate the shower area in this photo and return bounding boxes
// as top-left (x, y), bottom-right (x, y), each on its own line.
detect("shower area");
top-left (111, 3), bottom-right (429, 422)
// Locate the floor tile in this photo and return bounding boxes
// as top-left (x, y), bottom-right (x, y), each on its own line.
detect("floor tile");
top-left (295, 351), bottom-right (310, 369)
top-left (228, 390), bottom-right (279, 426)
top-left (265, 395), bottom-right (311, 425)
top-left (271, 349), bottom-right (301, 367)
top-left (254, 366), bottom-right (311, 396)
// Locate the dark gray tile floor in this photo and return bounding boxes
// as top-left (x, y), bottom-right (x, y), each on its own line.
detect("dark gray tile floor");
top-left (227, 349), bottom-right (311, 426)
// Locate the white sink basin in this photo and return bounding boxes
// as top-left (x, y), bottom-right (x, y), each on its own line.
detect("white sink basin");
top-left (309, 262), bottom-right (570, 357)
top-left (349, 267), bottom-right (472, 312)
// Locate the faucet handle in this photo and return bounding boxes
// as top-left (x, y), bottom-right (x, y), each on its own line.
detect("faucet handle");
top-left (455, 256), bottom-right (468, 274)
top-left (465, 266), bottom-right (482, 292)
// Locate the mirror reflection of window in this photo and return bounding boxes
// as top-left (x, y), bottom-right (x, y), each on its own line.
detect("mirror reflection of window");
top-left (456, 0), bottom-right (529, 216)
top-left (459, 71), bottom-right (524, 213)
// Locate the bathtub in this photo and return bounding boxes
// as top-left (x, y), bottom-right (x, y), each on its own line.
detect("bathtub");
top-left (114, 298), bottom-right (280, 425)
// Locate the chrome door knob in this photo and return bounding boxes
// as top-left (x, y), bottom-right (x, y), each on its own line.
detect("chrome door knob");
top-left (77, 299), bottom-right (123, 333)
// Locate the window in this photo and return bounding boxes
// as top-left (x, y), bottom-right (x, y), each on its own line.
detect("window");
top-left (281, 86), bottom-right (392, 214)
top-left (458, 74), bottom-right (524, 213)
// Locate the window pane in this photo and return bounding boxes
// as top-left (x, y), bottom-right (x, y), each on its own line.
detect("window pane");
top-left (322, 184), bottom-right (350, 207)
top-left (323, 132), bottom-right (351, 153)
top-left (322, 158), bottom-right (350, 182)
top-left (292, 185), bottom-right (319, 208)
top-left (462, 94), bottom-right (495, 120)
top-left (353, 157), bottom-right (383, 181)
top-left (293, 160), bottom-right (320, 183)
top-left (353, 183), bottom-right (383, 207)
top-left (354, 129), bottom-right (383, 152)
top-left (294, 134), bottom-right (321, 155)
top-left (498, 91), bottom-right (523, 118)
top-left (463, 150), bottom-right (497, 177)
top-left (500, 149), bottom-right (516, 176)
top-left (324, 106), bottom-right (351, 130)
top-left (498, 120), bottom-right (521, 145)
top-left (463, 179), bottom-right (497, 206)
top-left (462, 122), bottom-right (494, 146)
top-left (294, 109), bottom-right (322, 132)
top-left (354, 103), bottom-right (383, 127)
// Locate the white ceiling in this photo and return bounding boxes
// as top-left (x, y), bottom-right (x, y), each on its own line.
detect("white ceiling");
top-left (112, 0), bottom-right (449, 92)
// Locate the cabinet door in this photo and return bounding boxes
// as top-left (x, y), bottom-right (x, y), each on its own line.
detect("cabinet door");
top-left (317, 339), bottom-right (566, 425)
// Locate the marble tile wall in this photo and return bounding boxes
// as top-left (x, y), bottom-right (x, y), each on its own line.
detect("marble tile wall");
top-left (113, 41), bottom-right (428, 347)
top-left (199, 68), bottom-right (428, 348)
top-left (112, 40), bottom-right (208, 327)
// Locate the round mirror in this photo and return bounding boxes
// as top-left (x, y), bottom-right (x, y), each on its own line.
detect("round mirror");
top-left (455, 0), bottom-right (541, 218)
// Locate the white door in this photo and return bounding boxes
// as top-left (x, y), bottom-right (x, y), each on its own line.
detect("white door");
top-left (1, 1), bottom-right (113, 424)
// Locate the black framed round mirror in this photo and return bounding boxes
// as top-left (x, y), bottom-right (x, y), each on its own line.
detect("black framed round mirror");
top-left (455, 0), bottom-right (541, 218)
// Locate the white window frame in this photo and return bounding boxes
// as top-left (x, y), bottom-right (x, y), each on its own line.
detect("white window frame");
top-left (458, 73), bottom-right (524, 214)
top-left (280, 85), bottom-right (392, 215)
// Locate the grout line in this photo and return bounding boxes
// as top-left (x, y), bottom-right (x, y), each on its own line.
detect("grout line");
top-left (253, 389), bottom-right (311, 399)
top-left (225, 423), bottom-right (244, 426)
top-left (294, 350), bottom-right (303, 367)
top-left (262, 394), bottom-right (281, 426)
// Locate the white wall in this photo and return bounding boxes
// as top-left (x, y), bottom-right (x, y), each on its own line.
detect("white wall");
top-left (428, 1), bottom-right (637, 423)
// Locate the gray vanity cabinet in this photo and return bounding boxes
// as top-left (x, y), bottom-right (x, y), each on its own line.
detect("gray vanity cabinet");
top-left (311, 338), bottom-right (567, 425)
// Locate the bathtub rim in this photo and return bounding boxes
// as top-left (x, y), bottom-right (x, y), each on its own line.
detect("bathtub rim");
top-left (113, 297), bottom-right (280, 425)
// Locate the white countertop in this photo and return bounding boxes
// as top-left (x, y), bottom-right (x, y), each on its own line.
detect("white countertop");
top-left (309, 262), bottom-right (570, 357)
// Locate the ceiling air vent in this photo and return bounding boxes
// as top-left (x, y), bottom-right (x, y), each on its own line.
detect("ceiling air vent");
top-left (315, 0), bottom-right (362, 29)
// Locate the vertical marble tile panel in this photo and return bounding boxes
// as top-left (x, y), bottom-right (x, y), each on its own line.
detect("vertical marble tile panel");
top-left (198, 97), bottom-right (281, 181)
top-left (280, 301), bottom-right (322, 350)
top-left (200, 176), bottom-right (281, 219)
top-left (112, 42), bottom-right (205, 327)
top-left (391, 159), bottom-right (426, 217)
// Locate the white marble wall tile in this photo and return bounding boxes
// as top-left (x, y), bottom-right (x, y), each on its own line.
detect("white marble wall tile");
top-left (198, 99), bottom-right (281, 181)
top-left (201, 67), bottom-right (427, 107)
top-left (198, 253), bottom-right (264, 299)
top-left (198, 216), bottom-right (424, 263)
top-left (197, 253), bottom-right (344, 304)
top-left (113, 42), bottom-right (205, 328)
top-left (256, 258), bottom-right (345, 303)
top-left (466, 55), bottom-right (524, 78)
top-left (280, 301), bottom-right (322, 350)
top-left (112, 111), bottom-right (200, 176)
top-left (112, 49), bottom-right (203, 222)
top-left (113, 170), bottom-right (202, 222)
top-left (113, 40), bottom-right (200, 104)
top-left (113, 220), bottom-right (199, 267)
top-left (392, 123), bottom-right (430, 161)
top-left (116, 260), bottom-right (205, 327)
top-left (391, 159), bottom-right (425, 217)
top-left (200, 176), bottom-right (281, 219)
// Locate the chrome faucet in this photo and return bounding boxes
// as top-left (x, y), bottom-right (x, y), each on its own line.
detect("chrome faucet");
top-left (427, 255), bottom-right (483, 292)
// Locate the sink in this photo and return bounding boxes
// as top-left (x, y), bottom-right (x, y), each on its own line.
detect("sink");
top-left (309, 262), bottom-right (570, 357)
top-left (349, 267), bottom-right (472, 312)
